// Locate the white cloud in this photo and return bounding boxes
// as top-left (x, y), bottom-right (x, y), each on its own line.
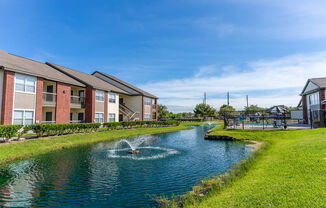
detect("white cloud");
top-left (140, 51), bottom-right (326, 112)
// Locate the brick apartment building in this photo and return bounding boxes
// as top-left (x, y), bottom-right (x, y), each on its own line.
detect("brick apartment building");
top-left (0, 49), bottom-right (158, 125)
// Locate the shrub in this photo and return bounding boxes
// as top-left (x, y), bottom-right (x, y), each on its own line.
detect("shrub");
top-left (0, 125), bottom-right (24, 141)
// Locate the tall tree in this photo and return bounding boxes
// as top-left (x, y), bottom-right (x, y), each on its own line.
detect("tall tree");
top-left (218, 104), bottom-right (236, 116)
top-left (157, 104), bottom-right (169, 119)
top-left (193, 104), bottom-right (217, 118)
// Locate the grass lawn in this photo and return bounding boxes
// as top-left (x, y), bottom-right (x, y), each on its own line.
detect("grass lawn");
top-left (0, 126), bottom-right (191, 165)
top-left (180, 127), bottom-right (326, 208)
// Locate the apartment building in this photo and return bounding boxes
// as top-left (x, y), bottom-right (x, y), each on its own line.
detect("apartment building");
top-left (0, 50), bottom-right (86, 125)
top-left (0, 49), bottom-right (158, 125)
top-left (92, 71), bottom-right (158, 121)
top-left (300, 77), bottom-right (326, 127)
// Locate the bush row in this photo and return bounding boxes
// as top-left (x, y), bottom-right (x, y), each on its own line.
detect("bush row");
top-left (0, 125), bottom-right (24, 141)
top-left (0, 120), bottom-right (180, 141)
top-left (24, 123), bottom-right (102, 137)
top-left (103, 120), bottom-right (180, 129)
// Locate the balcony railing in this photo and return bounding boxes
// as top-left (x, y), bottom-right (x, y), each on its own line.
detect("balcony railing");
top-left (41, 121), bottom-right (55, 124)
top-left (70, 120), bottom-right (84, 123)
top-left (70, 96), bottom-right (85, 108)
top-left (43, 92), bottom-right (57, 106)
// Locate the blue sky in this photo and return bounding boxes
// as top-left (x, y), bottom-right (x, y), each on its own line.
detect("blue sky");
top-left (1, 0), bottom-right (326, 112)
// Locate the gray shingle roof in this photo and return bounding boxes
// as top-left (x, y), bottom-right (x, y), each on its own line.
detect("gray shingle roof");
top-left (92, 71), bottom-right (157, 98)
top-left (0, 50), bottom-right (85, 87)
top-left (47, 63), bottom-right (130, 94)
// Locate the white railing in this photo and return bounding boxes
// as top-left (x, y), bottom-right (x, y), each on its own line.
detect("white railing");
top-left (43, 92), bottom-right (57, 106)
top-left (71, 96), bottom-right (85, 108)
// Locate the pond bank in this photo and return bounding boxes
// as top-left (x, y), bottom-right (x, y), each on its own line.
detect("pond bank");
top-left (170, 127), bottom-right (326, 208)
top-left (0, 126), bottom-right (191, 165)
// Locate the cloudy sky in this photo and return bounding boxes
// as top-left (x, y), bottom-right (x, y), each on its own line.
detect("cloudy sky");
top-left (1, 0), bottom-right (326, 112)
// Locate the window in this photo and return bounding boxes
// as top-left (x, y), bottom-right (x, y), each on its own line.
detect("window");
top-left (15, 74), bottom-right (36, 93)
top-left (308, 92), bottom-right (320, 106)
top-left (95, 113), bottom-right (104, 123)
top-left (144, 97), bottom-right (151, 106)
top-left (144, 113), bottom-right (151, 121)
top-left (13, 110), bottom-right (34, 125)
top-left (108, 113), bottom-right (116, 122)
top-left (109, 93), bottom-right (116, 103)
top-left (95, 90), bottom-right (104, 102)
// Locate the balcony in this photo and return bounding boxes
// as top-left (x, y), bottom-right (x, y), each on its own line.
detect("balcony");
top-left (43, 92), bottom-right (57, 106)
top-left (70, 96), bottom-right (85, 108)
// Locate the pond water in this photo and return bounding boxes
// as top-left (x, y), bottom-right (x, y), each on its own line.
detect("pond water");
top-left (0, 125), bottom-right (252, 207)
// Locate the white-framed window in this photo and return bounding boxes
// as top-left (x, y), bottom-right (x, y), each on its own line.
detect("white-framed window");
top-left (109, 93), bottom-right (116, 103)
top-left (108, 113), bottom-right (116, 122)
top-left (144, 97), bottom-right (151, 106)
top-left (308, 92), bottom-right (320, 107)
top-left (13, 110), bottom-right (34, 125)
top-left (15, 74), bottom-right (36, 93)
top-left (144, 113), bottom-right (151, 121)
top-left (95, 112), bottom-right (104, 123)
top-left (95, 90), bottom-right (105, 102)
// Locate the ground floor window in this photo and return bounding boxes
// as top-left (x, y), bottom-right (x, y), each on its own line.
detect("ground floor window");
top-left (144, 113), bottom-right (151, 121)
top-left (13, 110), bottom-right (34, 125)
top-left (95, 113), bottom-right (104, 123)
top-left (109, 113), bottom-right (116, 122)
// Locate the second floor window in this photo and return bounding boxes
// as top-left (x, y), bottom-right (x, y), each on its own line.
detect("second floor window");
top-left (95, 90), bottom-right (104, 102)
top-left (109, 93), bottom-right (116, 103)
top-left (15, 74), bottom-right (36, 93)
top-left (145, 97), bottom-right (151, 106)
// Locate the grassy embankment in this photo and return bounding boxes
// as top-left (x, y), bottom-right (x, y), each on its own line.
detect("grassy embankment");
top-left (0, 126), bottom-right (191, 165)
top-left (180, 122), bottom-right (218, 126)
top-left (173, 125), bottom-right (326, 208)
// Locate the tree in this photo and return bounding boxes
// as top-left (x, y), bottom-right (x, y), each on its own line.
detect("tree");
top-left (244, 105), bottom-right (266, 115)
top-left (193, 104), bottom-right (217, 118)
top-left (157, 104), bottom-right (169, 119)
top-left (218, 104), bottom-right (236, 116)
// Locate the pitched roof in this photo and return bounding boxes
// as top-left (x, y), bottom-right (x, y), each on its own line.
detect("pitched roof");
top-left (0, 50), bottom-right (85, 87)
top-left (46, 63), bottom-right (130, 94)
top-left (92, 71), bottom-right (157, 98)
top-left (310, 77), bottom-right (326, 88)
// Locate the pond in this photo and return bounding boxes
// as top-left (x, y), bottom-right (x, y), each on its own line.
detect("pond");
top-left (0, 125), bottom-right (252, 207)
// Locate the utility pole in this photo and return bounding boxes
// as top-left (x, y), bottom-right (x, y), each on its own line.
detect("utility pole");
top-left (227, 92), bottom-right (230, 106)
top-left (246, 95), bottom-right (249, 107)
top-left (203, 92), bottom-right (207, 104)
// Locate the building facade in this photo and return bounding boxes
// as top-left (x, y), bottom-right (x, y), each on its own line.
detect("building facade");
top-left (0, 49), bottom-right (158, 125)
top-left (300, 78), bottom-right (326, 127)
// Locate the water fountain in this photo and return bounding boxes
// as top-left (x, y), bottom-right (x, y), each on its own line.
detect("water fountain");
top-left (107, 136), bottom-right (180, 160)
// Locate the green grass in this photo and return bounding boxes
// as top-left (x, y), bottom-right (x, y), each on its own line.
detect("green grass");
top-left (177, 126), bottom-right (326, 208)
top-left (0, 126), bottom-right (191, 165)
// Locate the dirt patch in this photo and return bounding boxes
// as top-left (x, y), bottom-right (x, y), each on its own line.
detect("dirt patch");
top-left (246, 140), bottom-right (264, 152)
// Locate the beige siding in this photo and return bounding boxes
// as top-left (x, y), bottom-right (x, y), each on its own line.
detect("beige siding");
top-left (70, 109), bottom-right (85, 121)
top-left (95, 101), bottom-right (104, 112)
top-left (42, 107), bottom-right (56, 122)
top-left (108, 93), bottom-right (119, 122)
top-left (14, 92), bottom-right (36, 109)
top-left (70, 86), bottom-right (85, 96)
top-left (120, 95), bottom-right (142, 114)
top-left (43, 81), bottom-right (57, 93)
top-left (0, 69), bottom-right (3, 117)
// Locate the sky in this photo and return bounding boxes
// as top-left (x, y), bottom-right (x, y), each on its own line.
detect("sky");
top-left (1, 0), bottom-right (326, 112)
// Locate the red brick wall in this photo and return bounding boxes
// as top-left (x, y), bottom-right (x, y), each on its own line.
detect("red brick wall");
top-left (104, 91), bottom-right (108, 123)
top-left (35, 78), bottom-right (43, 124)
top-left (155, 99), bottom-right (158, 121)
top-left (142, 96), bottom-right (145, 120)
top-left (1, 71), bottom-right (15, 125)
top-left (302, 95), bottom-right (308, 124)
top-left (56, 83), bottom-right (71, 123)
top-left (320, 89), bottom-right (325, 110)
top-left (85, 86), bottom-right (95, 123)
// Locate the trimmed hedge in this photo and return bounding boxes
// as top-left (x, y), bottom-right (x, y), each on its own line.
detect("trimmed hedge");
top-left (0, 125), bottom-right (24, 141)
top-left (103, 120), bottom-right (180, 130)
top-left (24, 123), bottom-right (101, 137)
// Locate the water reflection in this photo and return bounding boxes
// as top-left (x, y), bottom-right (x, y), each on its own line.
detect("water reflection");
top-left (0, 125), bottom-right (252, 207)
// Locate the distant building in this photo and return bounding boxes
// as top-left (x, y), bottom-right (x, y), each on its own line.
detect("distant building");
top-left (300, 78), bottom-right (326, 127)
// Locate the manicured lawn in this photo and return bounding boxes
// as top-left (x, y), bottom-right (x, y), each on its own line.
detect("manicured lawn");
top-left (0, 126), bottom-right (191, 165)
top-left (181, 127), bottom-right (326, 208)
